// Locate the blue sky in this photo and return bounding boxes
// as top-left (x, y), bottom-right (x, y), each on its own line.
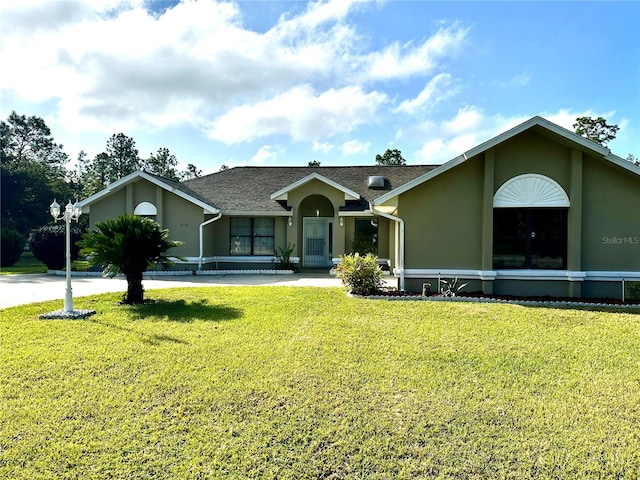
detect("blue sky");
top-left (1, 0), bottom-right (638, 175)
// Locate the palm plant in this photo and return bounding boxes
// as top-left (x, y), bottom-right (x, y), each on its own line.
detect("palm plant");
top-left (80, 214), bottom-right (182, 304)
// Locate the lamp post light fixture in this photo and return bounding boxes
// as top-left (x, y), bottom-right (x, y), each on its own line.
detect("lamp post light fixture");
top-left (50, 199), bottom-right (82, 313)
top-left (39, 199), bottom-right (95, 320)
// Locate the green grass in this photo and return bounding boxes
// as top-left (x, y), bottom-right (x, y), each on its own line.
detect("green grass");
top-left (1, 252), bottom-right (90, 275)
top-left (0, 251), bottom-right (47, 274)
top-left (2, 287), bottom-right (640, 478)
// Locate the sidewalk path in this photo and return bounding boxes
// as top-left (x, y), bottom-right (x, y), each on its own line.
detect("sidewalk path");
top-left (0, 272), bottom-right (355, 309)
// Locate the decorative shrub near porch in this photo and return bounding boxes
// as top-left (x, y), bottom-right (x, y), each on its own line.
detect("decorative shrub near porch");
top-left (335, 252), bottom-right (384, 295)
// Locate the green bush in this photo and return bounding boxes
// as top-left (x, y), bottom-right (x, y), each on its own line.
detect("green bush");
top-left (350, 234), bottom-right (377, 255)
top-left (1, 228), bottom-right (25, 267)
top-left (28, 225), bottom-right (82, 270)
top-left (335, 252), bottom-right (383, 296)
top-left (626, 281), bottom-right (640, 300)
top-left (273, 243), bottom-right (297, 272)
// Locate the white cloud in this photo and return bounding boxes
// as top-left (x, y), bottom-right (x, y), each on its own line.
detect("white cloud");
top-left (208, 85), bottom-right (388, 143)
top-left (363, 24), bottom-right (469, 81)
top-left (0, 0), bottom-right (467, 141)
top-left (313, 141), bottom-right (335, 153)
top-left (341, 139), bottom-right (371, 156)
top-left (411, 107), bottom-right (529, 163)
top-left (251, 145), bottom-right (281, 164)
top-left (542, 108), bottom-right (617, 132)
top-left (410, 107), bottom-right (626, 165)
top-left (394, 73), bottom-right (460, 115)
top-left (495, 73), bottom-right (530, 88)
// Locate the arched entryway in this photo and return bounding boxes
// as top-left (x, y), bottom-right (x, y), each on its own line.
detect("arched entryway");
top-left (298, 195), bottom-right (335, 267)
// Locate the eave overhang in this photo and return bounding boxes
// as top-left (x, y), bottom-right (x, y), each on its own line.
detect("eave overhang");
top-left (77, 171), bottom-right (220, 215)
top-left (372, 116), bottom-right (639, 206)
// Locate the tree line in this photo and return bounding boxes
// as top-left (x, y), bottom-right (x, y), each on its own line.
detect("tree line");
top-left (1, 111), bottom-right (203, 234)
top-left (1, 111), bottom-right (634, 237)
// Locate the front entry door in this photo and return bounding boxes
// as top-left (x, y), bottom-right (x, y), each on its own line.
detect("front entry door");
top-left (303, 218), bottom-right (329, 267)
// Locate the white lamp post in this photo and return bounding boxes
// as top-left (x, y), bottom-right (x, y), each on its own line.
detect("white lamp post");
top-left (50, 199), bottom-right (82, 313)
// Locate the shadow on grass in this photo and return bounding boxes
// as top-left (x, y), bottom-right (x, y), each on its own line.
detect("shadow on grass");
top-left (87, 299), bottom-right (242, 345)
top-left (125, 299), bottom-right (243, 323)
top-left (88, 318), bottom-right (191, 346)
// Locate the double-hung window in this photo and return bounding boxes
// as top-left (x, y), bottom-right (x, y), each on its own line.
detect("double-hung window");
top-left (230, 217), bottom-right (275, 255)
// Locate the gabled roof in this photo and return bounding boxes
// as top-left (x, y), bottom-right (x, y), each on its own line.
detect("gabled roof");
top-left (372, 116), bottom-right (638, 206)
top-left (78, 171), bottom-right (220, 214)
top-left (270, 172), bottom-right (361, 201)
top-left (182, 165), bottom-right (437, 213)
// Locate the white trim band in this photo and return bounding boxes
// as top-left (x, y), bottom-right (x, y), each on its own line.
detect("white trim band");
top-left (175, 256), bottom-right (300, 265)
top-left (403, 269), bottom-right (640, 282)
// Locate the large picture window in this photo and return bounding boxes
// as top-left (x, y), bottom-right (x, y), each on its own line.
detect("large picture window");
top-left (493, 208), bottom-right (567, 269)
top-left (230, 217), bottom-right (275, 255)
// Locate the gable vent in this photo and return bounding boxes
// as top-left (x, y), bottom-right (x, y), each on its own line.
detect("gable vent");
top-left (368, 175), bottom-right (386, 189)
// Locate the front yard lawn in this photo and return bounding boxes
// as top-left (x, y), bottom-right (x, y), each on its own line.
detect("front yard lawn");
top-left (2, 287), bottom-right (640, 478)
top-left (0, 251), bottom-right (47, 275)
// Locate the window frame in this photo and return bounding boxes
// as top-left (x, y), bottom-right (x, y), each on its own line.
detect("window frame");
top-left (229, 217), bottom-right (275, 256)
top-left (352, 218), bottom-right (378, 255)
top-left (493, 207), bottom-right (568, 270)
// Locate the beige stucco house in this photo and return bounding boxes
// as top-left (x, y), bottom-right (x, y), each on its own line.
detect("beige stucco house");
top-left (78, 117), bottom-right (640, 298)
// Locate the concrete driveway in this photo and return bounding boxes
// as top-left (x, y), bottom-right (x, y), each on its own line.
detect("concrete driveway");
top-left (0, 272), bottom-right (353, 309)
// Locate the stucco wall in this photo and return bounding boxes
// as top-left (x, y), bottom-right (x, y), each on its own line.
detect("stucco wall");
top-left (493, 130), bottom-right (571, 192)
top-left (89, 189), bottom-right (126, 230)
top-left (581, 157), bottom-right (640, 271)
top-left (132, 181), bottom-right (157, 212)
top-left (399, 157), bottom-right (484, 269)
top-left (87, 179), bottom-right (202, 258)
top-left (161, 191), bottom-right (203, 258)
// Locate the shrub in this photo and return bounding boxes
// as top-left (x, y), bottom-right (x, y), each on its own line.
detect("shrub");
top-left (273, 243), bottom-right (297, 272)
top-left (626, 281), bottom-right (640, 301)
top-left (1, 228), bottom-right (26, 267)
top-left (335, 252), bottom-right (383, 296)
top-left (439, 277), bottom-right (469, 297)
top-left (80, 214), bottom-right (182, 304)
top-left (350, 234), bottom-right (377, 255)
top-left (28, 225), bottom-right (82, 270)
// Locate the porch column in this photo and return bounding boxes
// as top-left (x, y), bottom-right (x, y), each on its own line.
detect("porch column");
top-left (156, 186), bottom-right (163, 228)
top-left (334, 212), bottom-right (346, 258)
top-left (126, 184), bottom-right (133, 214)
top-left (286, 202), bottom-right (300, 260)
top-left (567, 148), bottom-right (583, 298)
top-left (481, 149), bottom-right (495, 294)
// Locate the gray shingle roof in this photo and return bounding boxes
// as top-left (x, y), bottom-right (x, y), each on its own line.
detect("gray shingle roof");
top-left (144, 172), bottom-right (217, 209)
top-left (182, 165), bottom-right (438, 213)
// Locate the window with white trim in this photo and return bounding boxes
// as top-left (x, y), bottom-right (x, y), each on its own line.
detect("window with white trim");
top-left (230, 217), bottom-right (275, 255)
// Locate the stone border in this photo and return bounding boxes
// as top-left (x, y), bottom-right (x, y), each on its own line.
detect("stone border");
top-left (39, 309), bottom-right (97, 320)
top-left (364, 294), bottom-right (640, 310)
top-left (196, 269), bottom-right (294, 276)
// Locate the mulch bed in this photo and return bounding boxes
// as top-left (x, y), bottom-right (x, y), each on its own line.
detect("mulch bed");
top-left (369, 290), bottom-right (640, 307)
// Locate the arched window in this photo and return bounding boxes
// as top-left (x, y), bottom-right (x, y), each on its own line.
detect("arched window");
top-left (493, 174), bottom-right (569, 208)
top-left (134, 202), bottom-right (157, 220)
top-left (493, 174), bottom-right (569, 269)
